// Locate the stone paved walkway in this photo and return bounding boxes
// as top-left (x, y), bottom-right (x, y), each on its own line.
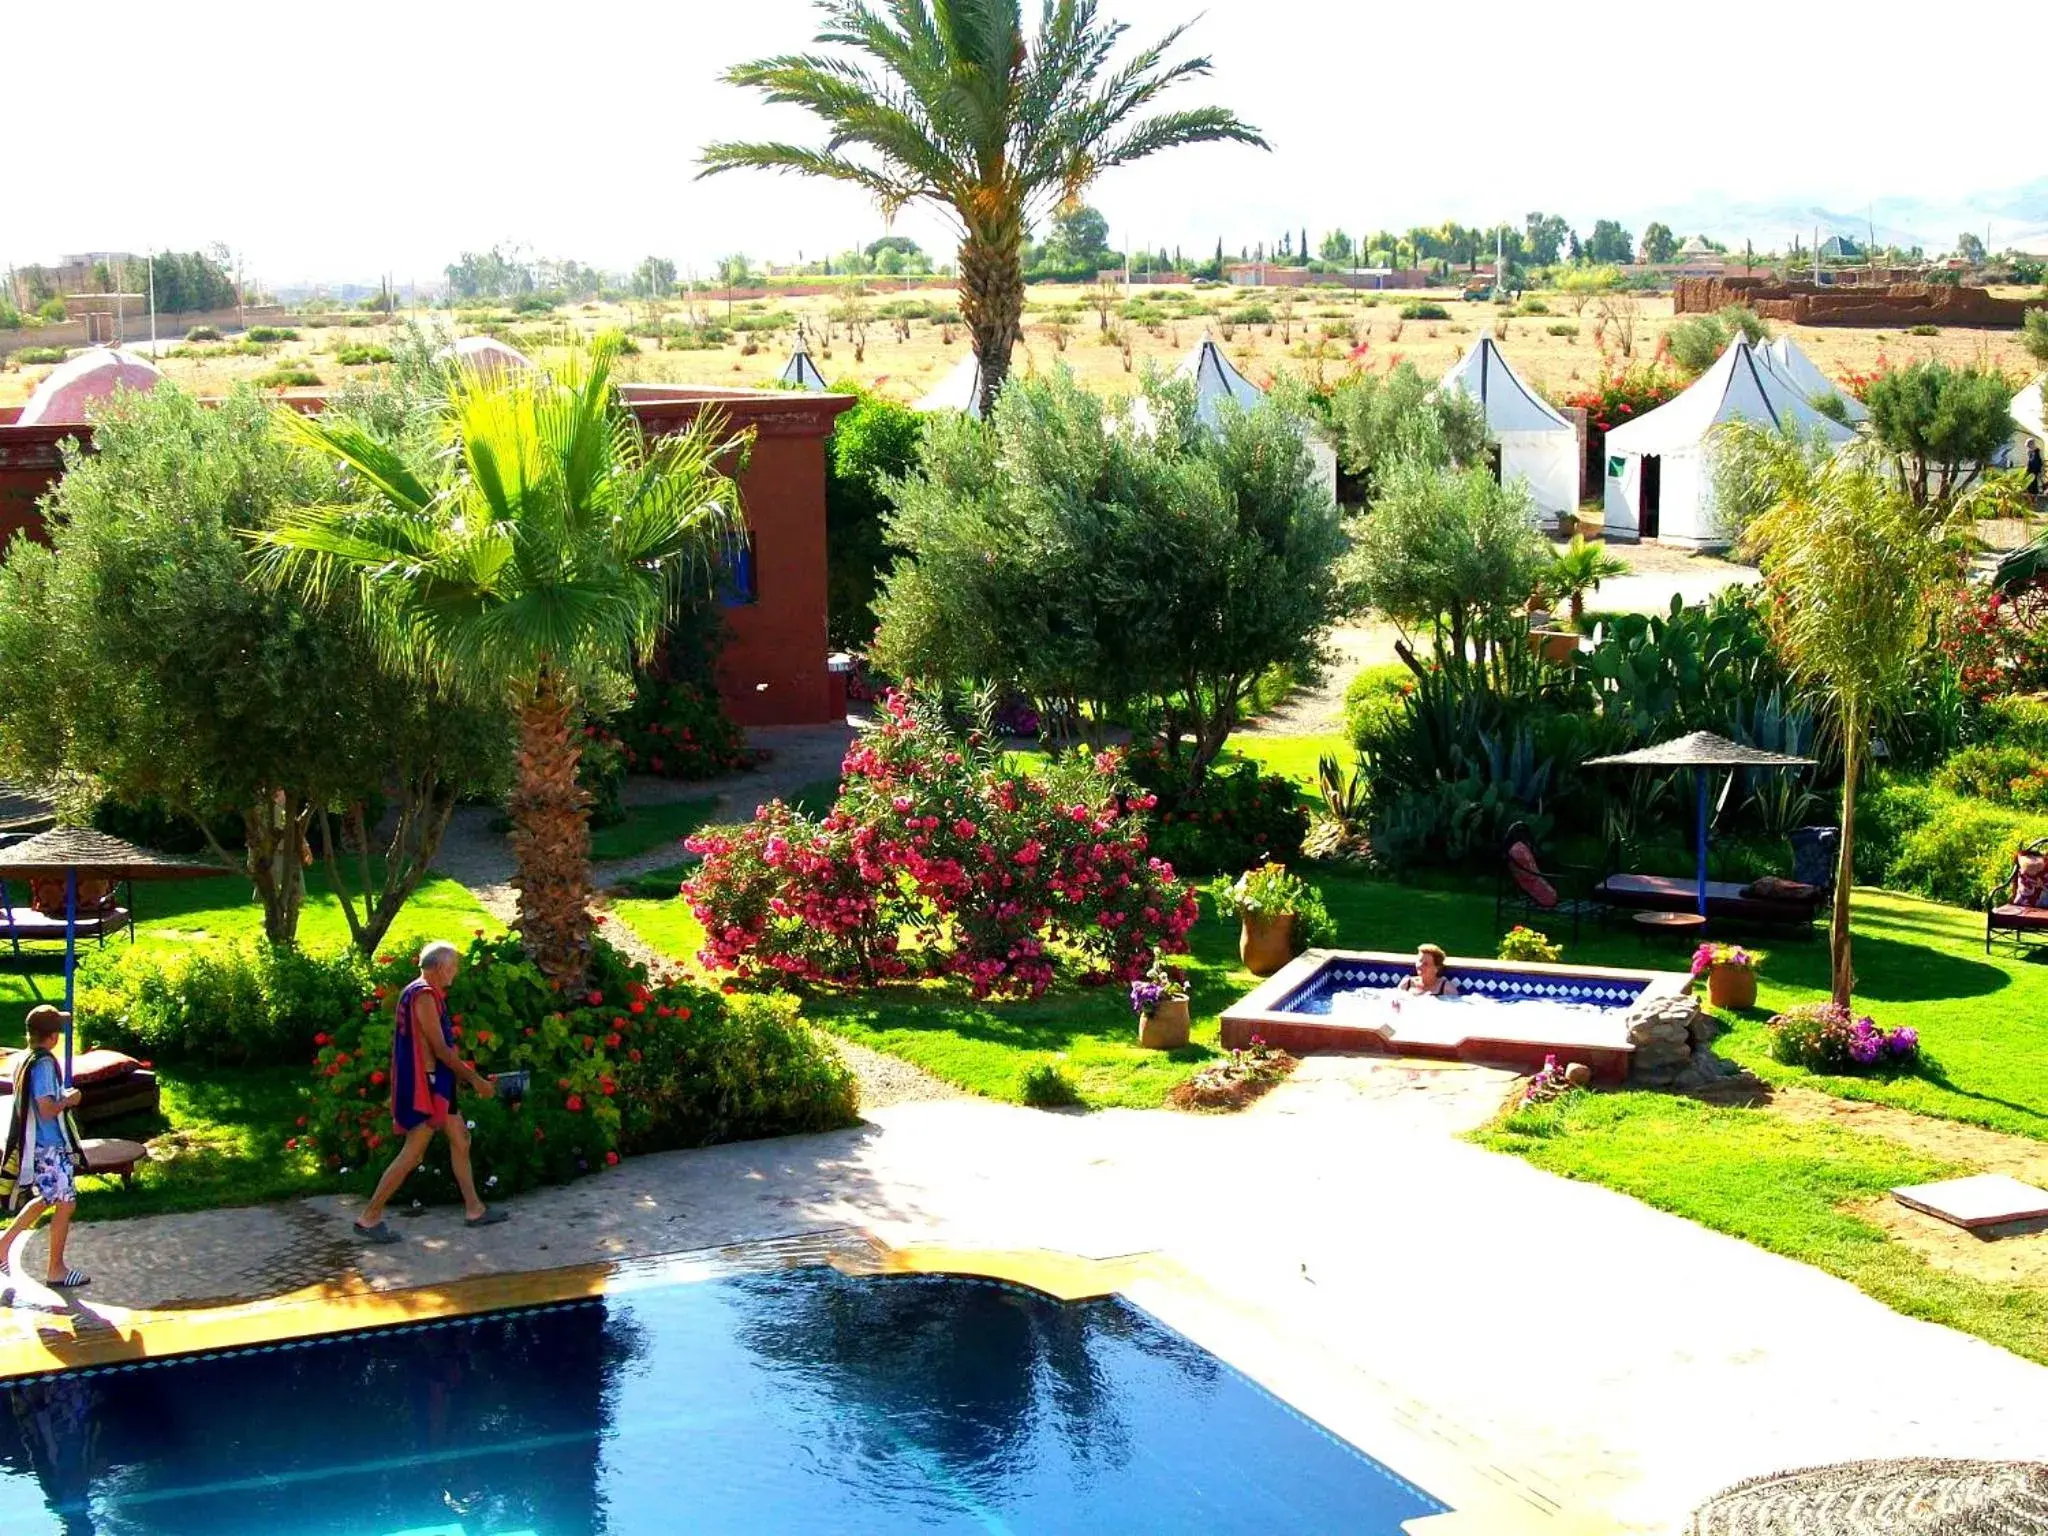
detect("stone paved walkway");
top-left (15, 1055), bottom-right (2048, 1534)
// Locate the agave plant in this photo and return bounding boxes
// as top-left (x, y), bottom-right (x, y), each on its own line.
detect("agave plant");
top-left (700, 0), bottom-right (1265, 417)
top-left (255, 341), bottom-right (744, 985)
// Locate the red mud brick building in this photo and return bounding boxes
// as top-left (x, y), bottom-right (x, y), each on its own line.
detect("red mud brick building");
top-left (0, 384), bottom-right (853, 727)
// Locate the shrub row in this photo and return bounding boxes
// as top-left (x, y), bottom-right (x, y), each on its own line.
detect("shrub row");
top-left (78, 942), bottom-right (371, 1067)
top-left (303, 934), bottom-right (857, 1201)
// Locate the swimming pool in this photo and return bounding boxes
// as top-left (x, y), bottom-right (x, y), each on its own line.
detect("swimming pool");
top-left (0, 1266), bottom-right (1447, 1534)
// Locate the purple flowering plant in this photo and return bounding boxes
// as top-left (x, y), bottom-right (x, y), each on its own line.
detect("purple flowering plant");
top-left (1768, 1001), bottom-right (1920, 1073)
top-left (1128, 957), bottom-right (1188, 1017)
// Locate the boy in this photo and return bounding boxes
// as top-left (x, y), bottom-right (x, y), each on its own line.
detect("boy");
top-left (0, 1006), bottom-right (89, 1289)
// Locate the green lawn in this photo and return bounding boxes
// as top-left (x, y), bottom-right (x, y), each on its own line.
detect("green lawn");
top-left (1479, 1092), bottom-right (2048, 1366)
top-left (589, 798), bottom-right (719, 862)
top-left (78, 1065), bottom-right (326, 1220)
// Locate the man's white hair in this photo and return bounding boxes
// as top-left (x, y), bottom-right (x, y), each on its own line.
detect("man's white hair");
top-left (419, 940), bottom-right (461, 972)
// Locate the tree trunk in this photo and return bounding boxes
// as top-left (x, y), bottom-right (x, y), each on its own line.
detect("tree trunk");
top-left (1830, 706), bottom-right (1861, 1010)
top-left (508, 668), bottom-right (593, 986)
top-left (243, 790), bottom-right (309, 947)
top-left (958, 216), bottom-right (1025, 419)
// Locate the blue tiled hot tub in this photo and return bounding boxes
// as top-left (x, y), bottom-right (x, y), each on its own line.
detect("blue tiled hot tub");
top-left (1221, 949), bottom-right (1690, 1081)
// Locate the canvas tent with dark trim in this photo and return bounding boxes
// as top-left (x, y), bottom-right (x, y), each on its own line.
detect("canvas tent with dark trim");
top-left (777, 339), bottom-right (829, 392)
top-left (915, 350), bottom-right (986, 417)
top-left (1131, 333), bottom-right (1339, 499)
top-left (1758, 336), bottom-right (1866, 423)
top-left (1437, 337), bottom-right (1580, 522)
top-left (1603, 338), bottom-right (1853, 548)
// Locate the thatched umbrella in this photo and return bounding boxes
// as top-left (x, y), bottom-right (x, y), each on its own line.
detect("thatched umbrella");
top-left (1586, 731), bottom-right (1816, 917)
top-left (0, 828), bottom-right (234, 1075)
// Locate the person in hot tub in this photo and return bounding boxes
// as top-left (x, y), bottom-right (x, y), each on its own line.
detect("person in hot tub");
top-left (1398, 944), bottom-right (1460, 998)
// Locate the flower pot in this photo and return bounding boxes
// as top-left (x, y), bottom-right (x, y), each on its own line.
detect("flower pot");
top-left (1240, 912), bottom-right (1295, 976)
top-left (1138, 995), bottom-right (1191, 1050)
top-left (1529, 628), bottom-right (1579, 664)
top-left (1707, 964), bottom-right (1757, 1011)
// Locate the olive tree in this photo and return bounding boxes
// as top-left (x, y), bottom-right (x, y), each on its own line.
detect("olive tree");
top-left (1863, 359), bottom-right (2018, 510)
top-left (0, 385), bottom-right (503, 952)
top-left (872, 368), bottom-right (1343, 778)
top-left (1329, 362), bottom-right (1487, 504)
top-left (1339, 418), bottom-right (1549, 687)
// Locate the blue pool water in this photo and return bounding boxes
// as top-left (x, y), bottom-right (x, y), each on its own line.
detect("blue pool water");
top-left (0, 1269), bottom-right (1446, 1534)
top-left (1278, 956), bottom-right (1647, 1016)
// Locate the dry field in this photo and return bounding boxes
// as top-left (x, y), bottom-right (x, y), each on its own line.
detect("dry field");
top-left (2, 280), bottom-right (2041, 411)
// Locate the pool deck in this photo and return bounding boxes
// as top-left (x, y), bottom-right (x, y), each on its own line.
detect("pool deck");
top-left (5, 1057), bottom-right (2048, 1535)
top-left (1222, 949), bottom-right (1690, 1081)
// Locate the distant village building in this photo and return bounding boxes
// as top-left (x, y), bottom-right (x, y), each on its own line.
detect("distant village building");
top-left (1222, 263), bottom-right (1428, 290)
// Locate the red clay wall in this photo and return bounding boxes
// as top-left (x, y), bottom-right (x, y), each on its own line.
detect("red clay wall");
top-left (1673, 275), bottom-right (2042, 329)
top-left (0, 387), bottom-right (853, 728)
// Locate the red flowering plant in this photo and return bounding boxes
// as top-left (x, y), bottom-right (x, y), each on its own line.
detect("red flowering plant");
top-left (299, 933), bottom-right (855, 1201)
top-left (616, 678), bottom-right (759, 780)
top-left (682, 690), bottom-right (1198, 998)
top-left (1559, 360), bottom-right (1684, 436)
top-left (1939, 582), bottom-right (2048, 701)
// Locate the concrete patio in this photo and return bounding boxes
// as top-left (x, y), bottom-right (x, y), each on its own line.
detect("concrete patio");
top-left (6, 1055), bottom-right (2047, 1534)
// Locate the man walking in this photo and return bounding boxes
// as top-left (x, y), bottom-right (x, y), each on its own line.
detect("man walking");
top-left (0, 1006), bottom-right (90, 1289)
top-left (353, 942), bottom-right (506, 1242)
top-left (2026, 436), bottom-right (2043, 504)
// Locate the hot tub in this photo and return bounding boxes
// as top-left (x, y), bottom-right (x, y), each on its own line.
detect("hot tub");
top-left (1220, 949), bottom-right (1691, 1081)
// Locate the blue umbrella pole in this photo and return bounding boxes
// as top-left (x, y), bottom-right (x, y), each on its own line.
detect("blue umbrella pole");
top-left (1695, 771), bottom-right (1710, 920)
top-left (63, 868), bottom-right (77, 1081)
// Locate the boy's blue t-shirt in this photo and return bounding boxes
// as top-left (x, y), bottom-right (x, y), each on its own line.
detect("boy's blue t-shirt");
top-left (25, 1056), bottom-right (68, 1152)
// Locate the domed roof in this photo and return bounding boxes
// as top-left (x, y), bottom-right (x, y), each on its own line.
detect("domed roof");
top-left (433, 335), bottom-right (535, 381)
top-left (16, 347), bottom-right (164, 427)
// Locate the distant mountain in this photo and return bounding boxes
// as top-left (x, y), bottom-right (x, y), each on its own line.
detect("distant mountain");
top-left (1627, 180), bottom-right (2048, 255)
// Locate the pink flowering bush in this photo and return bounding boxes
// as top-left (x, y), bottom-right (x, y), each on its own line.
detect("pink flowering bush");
top-left (1768, 1001), bottom-right (1920, 1073)
top-left (682, 691), bottom-right (1199, 998)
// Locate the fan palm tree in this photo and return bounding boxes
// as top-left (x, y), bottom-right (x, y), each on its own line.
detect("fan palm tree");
top-left (1729, 422), bottom-right (1951, 1008)
top-left (255, 343), bottom-right (744, 984)
top-left (1543, 533), bottom-right (1629, 625)
top-left (700, 0), bottom-right (1265, 418)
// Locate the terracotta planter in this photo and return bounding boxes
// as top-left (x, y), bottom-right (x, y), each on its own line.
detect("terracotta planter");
top-left (1239, 912), bottom-right (1295, 976)
top-left (1706, 964), bottom-right (1757, 1011)
top-left (1137, 995), bottom-right (1191, 1050)
top-left (1529, 628), bottom-right (1580, 664)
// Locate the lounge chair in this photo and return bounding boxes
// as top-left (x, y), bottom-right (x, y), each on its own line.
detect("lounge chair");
top-left (1496, 822), bottom-right (1603, 940)
top-left (0, 876), bottom-right (131, 959)
top-left (1592, 871), bottom-right (1824, 930)
top-left (1987, 838), bottom-right (2048, 956)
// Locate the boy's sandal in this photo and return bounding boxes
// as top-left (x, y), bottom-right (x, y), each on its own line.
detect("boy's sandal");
top-left (48, 1269), bottom-right (89, 1289)
top-left (352, 1220), bottom-right (402, 1244)
top-left (465, 1208), bottom-right (510, 1228)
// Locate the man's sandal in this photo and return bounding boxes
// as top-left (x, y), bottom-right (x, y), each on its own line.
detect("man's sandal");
top-left (353, 1220), bottom-right (402, 1244)
top-left (48, 1269), bottom-right (89, 1289)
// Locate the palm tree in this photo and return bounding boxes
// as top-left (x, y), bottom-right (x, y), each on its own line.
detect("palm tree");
top-left (1543, 533), bottom-right (1629, 625)
top-left (699, 0), bottom-right (1264, 418)
top-left (256, 343), bottom-right (743, 984)
top-left (1729, 423), bottom-right (1950, 1008)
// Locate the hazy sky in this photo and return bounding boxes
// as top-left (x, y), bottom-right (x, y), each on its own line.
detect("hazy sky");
top-left (13, 0), bottom-right (2037, 288)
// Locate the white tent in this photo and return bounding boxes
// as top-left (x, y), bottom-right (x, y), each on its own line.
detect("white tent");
top-left (1757, 335), bottom-right (1866, 423)
top-left (1140, 333), bottom-right (1339, 499)
top-left (1437, 336), bottom-right (1580, 522)
top-left (2012, 375), bottom-right (2046, 446)
top-left (1603, 338), bottom-right (1854, 547)
top-left (915, 350), bottom-right (985, 416)
top-left (777, 338), bottom-right (828, 392)
top-left (16, 347), bottom-right (163, 426)
top-left (1180, 332), bottom-right (1266, 430)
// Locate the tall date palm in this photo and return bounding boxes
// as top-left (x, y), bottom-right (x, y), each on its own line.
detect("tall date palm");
top-left (256, 342), bottom-right (743, 984)
top-left (700, 0), bottom-right (1265, 418)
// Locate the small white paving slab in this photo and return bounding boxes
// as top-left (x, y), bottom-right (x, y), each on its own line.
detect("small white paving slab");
top-left (1894, 1173), bottom-right (2048, 1230)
